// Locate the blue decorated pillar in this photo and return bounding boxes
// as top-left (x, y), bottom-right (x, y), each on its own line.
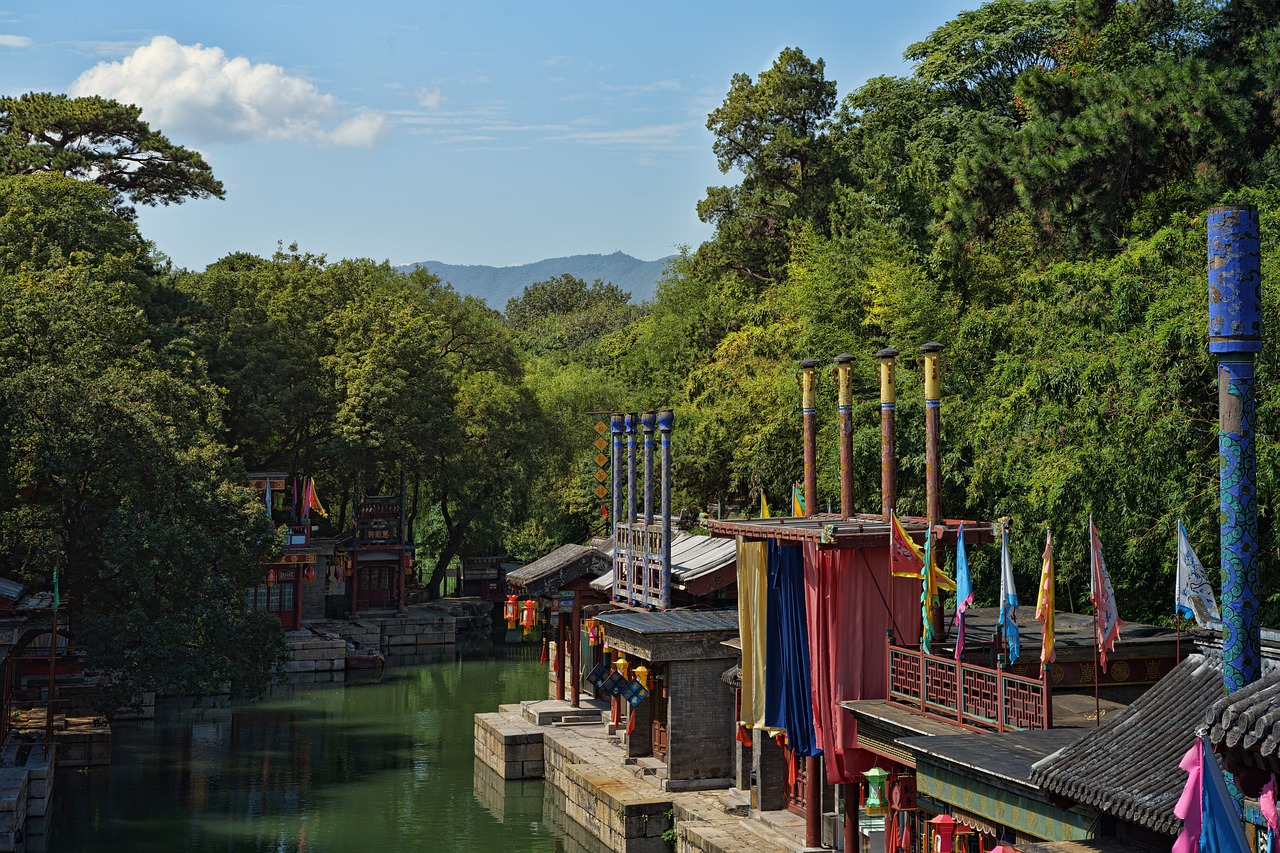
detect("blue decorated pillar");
top-left (658, 410), bottom-right (674, 610)
top-left (1208, 204), bottom-right (1262, 693)
top-left (611, 413), bottom-right (625, 602)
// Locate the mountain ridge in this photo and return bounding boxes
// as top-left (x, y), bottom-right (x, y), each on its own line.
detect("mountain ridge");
top-left (396, 251), bottom-right (673, 309)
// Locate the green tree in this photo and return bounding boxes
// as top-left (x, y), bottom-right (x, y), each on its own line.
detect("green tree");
top-left (700, 47), bottom-right (840, 284)
top-left (0, 93), bottom-right (223, 214)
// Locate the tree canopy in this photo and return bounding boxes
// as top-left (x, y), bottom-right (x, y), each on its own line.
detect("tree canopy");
top-left (0, 93), bottom-right (224, 213)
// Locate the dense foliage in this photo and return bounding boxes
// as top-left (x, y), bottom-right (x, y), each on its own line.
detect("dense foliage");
top-left (4, 0), bottom-right (1280, 706)
top-left (515, 0), bottom-right (1280, 627)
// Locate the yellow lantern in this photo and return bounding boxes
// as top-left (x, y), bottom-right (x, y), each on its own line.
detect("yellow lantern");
top-left (633, 665), bottom-right (649, 688)
top-left (615, 654), bottom-right (629, 678)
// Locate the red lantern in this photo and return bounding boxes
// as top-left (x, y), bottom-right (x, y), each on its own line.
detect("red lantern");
top-left (266, 567), bottom-right (277, 588)
top-left (504, 595), bottom-right (519, 628)
top-left (304, 565), bottom-right (316, 583)
top-left (520, 600), bottom-right (537, 635)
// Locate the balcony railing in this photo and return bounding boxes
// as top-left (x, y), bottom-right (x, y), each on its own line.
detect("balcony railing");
top-left (887, 644), bottom-right (1050, 732)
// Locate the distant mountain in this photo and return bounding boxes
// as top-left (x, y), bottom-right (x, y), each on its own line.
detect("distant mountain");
top-left (396, 251), bottom-right (673, 310)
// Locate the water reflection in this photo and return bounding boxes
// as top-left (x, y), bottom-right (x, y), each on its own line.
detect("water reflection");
top-left (51, 649), bottom-right (567, 853)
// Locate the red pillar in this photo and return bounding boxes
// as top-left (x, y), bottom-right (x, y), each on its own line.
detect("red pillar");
top-left (571, 592), bottom-right (582, 708)
top-left (555, 604), bottom-right (566, 701)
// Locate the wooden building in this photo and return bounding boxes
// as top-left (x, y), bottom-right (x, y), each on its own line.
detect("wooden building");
top-left (246, 473), bottom-right (319, 631)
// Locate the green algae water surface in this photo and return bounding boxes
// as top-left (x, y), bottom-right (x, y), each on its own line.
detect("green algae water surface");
top-left (50, 647), bottom-right (584, 852)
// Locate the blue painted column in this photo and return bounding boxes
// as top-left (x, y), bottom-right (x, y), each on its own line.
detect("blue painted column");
top-left (642, 411), bottom-right (656, 607)
top-left (611, 413), bottom-right (625, 602)
top-left (626, 413), bottom-right (638, 605)
top-left (1208, 204), bottom-right (1262, 693)
top-left (658, 410), bottom-right (674, 610)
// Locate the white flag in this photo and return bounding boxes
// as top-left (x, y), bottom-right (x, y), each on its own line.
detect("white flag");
top-left (1176, 521), bottom-right (1220, 624)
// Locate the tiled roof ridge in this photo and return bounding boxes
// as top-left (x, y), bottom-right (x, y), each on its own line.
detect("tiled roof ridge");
top-left (1030, 654), bottom-right (1220, 836)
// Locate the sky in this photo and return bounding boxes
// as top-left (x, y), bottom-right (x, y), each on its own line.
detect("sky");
top-left (0, 1), bottom-right (975, 270)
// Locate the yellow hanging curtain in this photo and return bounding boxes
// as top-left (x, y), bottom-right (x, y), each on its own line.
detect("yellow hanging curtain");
top-left (736, 536), bottom-right (768, 730)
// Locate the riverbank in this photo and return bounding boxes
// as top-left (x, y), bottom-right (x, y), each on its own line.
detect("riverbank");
top-left (475, 698), bottom-right (819, 853)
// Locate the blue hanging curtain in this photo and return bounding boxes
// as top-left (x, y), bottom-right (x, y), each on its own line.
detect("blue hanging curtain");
top-left (764, 540), bottom-right (820, 757)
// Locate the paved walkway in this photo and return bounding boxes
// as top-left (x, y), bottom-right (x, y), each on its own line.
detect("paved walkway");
top-left (483, 696), bottom-right (825, 852)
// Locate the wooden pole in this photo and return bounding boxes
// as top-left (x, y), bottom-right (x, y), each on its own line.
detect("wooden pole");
top-left (571, 591), bottom-right (582, 708)
top-left (45, 609), bottom-right (56, 747)
top-left (556, 603), bottom-right (566, 702)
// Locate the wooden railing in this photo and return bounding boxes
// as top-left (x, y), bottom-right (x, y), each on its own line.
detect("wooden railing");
top-left (887, 644), bottom-right (1051, 732)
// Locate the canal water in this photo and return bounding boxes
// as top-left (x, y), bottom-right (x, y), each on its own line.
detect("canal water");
top-left (49, 646), bottom-right (590, 852)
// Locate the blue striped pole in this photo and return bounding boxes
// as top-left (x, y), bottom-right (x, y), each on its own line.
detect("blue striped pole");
top-left (1208, 204), bottom-right (1262, 693)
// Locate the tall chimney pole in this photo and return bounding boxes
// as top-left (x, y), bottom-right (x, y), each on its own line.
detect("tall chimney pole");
top-left (796, 360), bottom-right (821, 848)
top-left (833, 354), bottom-right (855, 518)
top-left (658, 410), bottom-right (674, 610)
top-left (626, 413), bottom-right (638, 605)
top-left (878, 348), bottom-right (899, 522)
top-left (1209, 205), bottom-right (1262, 693)
top-left (611, 413), bottom-right (624, 601)
top-left (642, 412), bottom-right (657, 608)
top-left (799, 359), bottom-right (819, 518)
top-left (921, 342), bottom-right (944, 526)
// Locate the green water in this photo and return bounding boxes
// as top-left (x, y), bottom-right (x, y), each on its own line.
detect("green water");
top-left (50, 647), bottom-right (580, 852)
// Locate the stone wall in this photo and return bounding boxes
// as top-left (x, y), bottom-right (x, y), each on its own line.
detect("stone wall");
top-left (543, 732), bottom-right (673, 853)
top-left (282, 633), bottom-right (347, 677)
top-left (474, 710), bottom-right (544, 780)
top-left (666, 658), bottom-right (735, 784)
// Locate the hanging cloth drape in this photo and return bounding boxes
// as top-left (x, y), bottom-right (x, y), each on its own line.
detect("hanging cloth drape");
top-left (803, 543), bottom-right (923, 783)
top-left (735, 536), bottom-right (768, 729)
top-left (764, 540), bottom-right (820, 757)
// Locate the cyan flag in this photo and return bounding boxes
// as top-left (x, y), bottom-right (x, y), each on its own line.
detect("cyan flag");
top-left (998, 523), bottom-right (1021, 665)
top-left (953, 524), bottom-right (972, 660)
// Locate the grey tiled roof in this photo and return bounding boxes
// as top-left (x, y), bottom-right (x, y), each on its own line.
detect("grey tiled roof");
top-left (1206, 668), bottom-right (1280, 759)
top-left (1030, 655), bottom-right (1224, 836)
top-left (504, 544), bottom-right (610, 597)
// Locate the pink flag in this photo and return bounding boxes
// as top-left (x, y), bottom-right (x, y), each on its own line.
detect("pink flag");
top-left (1173, 740), bottom-right (1202, 853)
top-left (1089, 517), bottom-right (1126, 672)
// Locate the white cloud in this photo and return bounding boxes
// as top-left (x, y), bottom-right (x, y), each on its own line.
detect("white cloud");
top-left (0, 34), bottom-right (31, 48)
top-left (70, 35), bottom-right (389, 146)
top-left (415, 87), bottom-right (442, 109)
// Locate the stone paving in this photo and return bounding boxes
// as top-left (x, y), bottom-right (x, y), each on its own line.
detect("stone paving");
top-left (475, 696), bottom-right (825, 853)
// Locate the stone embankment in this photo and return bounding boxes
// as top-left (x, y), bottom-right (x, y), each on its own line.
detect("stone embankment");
top-left (284, 598), bottom-right (493, 678)
top-left (475, 699), bottom-right (813, 853)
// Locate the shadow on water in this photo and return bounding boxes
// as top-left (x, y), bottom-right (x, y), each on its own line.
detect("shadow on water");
top-left (49, 643), bottom-right (576, 853)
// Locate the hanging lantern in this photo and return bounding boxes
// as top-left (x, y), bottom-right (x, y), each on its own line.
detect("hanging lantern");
top-left (304, 565), bottom-right (316, 583)
top-left (633, 664), bottom-right (649, 689)
top-left (504, 595), bottom-right (519, 628)
top-left (345, 562), bottom-right (353, 578)
top-left (615, 653), bottom-right (630, 679)
top-left (266, 567), bottom-right (277, 588)
top-left (864, 767), bottom-right (889, 816)
top-left (520, 600), bottom-right (537, 635)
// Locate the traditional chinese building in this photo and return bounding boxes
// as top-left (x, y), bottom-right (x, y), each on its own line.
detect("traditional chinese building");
top-left (246, 472), bottom-right (320, 631)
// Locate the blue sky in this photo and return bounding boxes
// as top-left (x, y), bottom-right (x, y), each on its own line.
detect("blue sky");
top-left (1, 1), bottom-right (974, 270)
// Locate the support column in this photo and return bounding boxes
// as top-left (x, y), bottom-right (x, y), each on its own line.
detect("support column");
top-left (921, 342), bottom-right (943, 526)
top-left (878, 348), bottom-right (898, 521)
top-left (571, 591), bottom-right (582, 708)
top-left (611, 413), bottom-right (625, 602)
top-left (833, 354), bottom-right (855, 518)
top-left (798, 359), bottom-right (819, 517)
top-left (844, 782), bottom-right (859, 853)
top-left (1208, 204), bottom-right (1262, 693)
top-left (626, 413), bottom-right (638, 604)
top-left (642, 412), bottom-right (656, 608)
top-left (556, 605), bottom-right (566, 701)
top-left (753, 734), bottom-right (787, 811)
top-left (658, 410), bottom-right (674, 610)
top-left (796, 359), bottom-right (821, 851)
